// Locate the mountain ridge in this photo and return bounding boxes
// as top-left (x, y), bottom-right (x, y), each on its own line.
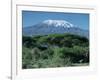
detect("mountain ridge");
top-left (23, 20), bottom-right (89, 38)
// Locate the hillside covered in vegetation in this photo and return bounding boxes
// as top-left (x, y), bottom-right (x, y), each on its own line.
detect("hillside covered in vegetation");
top-left (22, 33), bottom-right (89, 69)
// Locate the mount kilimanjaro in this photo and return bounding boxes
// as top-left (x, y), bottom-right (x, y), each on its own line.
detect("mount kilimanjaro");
top-left (23, 20), bottom-right (89, 38)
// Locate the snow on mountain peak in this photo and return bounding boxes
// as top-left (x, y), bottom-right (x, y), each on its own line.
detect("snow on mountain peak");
top-left (42, 19), bottom-right (74, 28)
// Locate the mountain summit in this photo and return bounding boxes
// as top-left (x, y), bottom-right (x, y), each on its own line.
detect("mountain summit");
top-left (23, 19), bottom-right (89, 38)
top-left (42, 20), bottom-right (74, 28)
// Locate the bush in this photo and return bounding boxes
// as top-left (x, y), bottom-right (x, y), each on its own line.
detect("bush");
top-left (22, 46), bottom-right (32, 68)
top-left (22, 33), bottom-right (89, 68)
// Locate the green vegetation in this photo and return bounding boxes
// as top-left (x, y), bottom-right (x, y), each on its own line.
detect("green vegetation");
top-left (22, 33), bottom-right (89, 69)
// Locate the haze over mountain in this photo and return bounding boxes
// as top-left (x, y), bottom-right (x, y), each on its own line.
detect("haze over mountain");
top-left (23, 19), bottom-right (89, 38)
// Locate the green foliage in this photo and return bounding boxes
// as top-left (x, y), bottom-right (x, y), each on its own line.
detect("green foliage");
top-left (22, 46), bottom-right (32, 68)
top-left (22, 33), bottom-right (89, 69)
top-left (23, 36), bottom-right (36, 48)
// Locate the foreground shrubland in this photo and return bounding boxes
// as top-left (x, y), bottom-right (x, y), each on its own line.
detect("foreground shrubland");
top-left (22, 33), bottom-right (89, 69)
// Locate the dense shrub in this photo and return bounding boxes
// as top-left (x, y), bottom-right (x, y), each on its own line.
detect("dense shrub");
top-left (22, 33), bottom-right (89, 69)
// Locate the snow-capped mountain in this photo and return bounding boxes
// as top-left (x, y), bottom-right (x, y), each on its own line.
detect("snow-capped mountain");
top-left (23, 20), bottom-right (89, 38)
top-left (42, 20), bottom-right (74, 28)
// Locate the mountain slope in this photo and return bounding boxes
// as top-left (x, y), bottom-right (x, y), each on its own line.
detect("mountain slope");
top-left (23, 20), bottom-right (89, 38)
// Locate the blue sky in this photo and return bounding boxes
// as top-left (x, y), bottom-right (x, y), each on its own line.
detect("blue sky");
top-left (22, 11), bottom-right (89, 30)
